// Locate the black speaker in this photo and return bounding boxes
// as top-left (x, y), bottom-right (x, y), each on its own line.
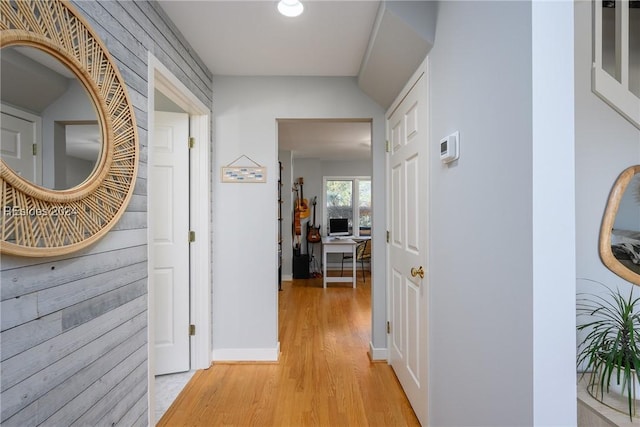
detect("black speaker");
top-left (292, 254), bottom-right (310, 279)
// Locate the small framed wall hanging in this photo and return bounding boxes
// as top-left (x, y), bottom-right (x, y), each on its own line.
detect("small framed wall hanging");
top-left (221, 155), bottom-right (267, 183)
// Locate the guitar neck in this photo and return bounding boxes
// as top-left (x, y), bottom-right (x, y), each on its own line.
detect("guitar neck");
top-left (299, 177), bottom-right (304, 200)
top-left (312, 201), bottom-right (316, 224)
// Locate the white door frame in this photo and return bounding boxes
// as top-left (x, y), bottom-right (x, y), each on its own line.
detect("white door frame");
top-left (147, 53), bottom-right (211, 424)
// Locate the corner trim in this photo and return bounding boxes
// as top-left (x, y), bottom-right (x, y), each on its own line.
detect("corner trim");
top-left (368, 342), bottom-right (388, 361)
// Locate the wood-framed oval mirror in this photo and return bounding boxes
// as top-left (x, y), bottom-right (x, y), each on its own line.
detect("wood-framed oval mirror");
top-left (599, 165), bottom-right (640, 285)
top-left (0, 0), bottom-right (138, 257)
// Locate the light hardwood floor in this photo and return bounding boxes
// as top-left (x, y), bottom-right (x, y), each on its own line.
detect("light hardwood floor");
top-left (158, 272), bottom-right (420, 426)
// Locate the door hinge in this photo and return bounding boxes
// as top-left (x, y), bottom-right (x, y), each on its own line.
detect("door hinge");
top-left (387, 321), bottom-right (391, 334)
top-left (188, 136), bottom-right (195, 149)
top-left (189, 324), bottom-right (196, 336)
top-left (386, 231), bottom-right (390, 243)
top-left (189, 230), bottom-right (196, 242)
top-left (385, 140), bottom-right (390, 153)
top-left (32, 144), bottom-right (37, 155)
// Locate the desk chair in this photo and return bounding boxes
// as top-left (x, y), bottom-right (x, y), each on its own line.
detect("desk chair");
top-left (341, 239), bottom-right (371, 282)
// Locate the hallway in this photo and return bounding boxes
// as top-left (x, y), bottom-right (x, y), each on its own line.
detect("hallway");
top-left (158, 274), bottom-right (420, 426)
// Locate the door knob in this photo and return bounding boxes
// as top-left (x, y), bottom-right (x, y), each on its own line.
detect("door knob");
top-left (410, 266), bottom-right (424, 279)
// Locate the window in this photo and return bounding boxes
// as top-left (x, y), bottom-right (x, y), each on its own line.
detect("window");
top-left (593, 0), bottom-right (640, 129)
top-left (324, 177), bottom-right (371, 237)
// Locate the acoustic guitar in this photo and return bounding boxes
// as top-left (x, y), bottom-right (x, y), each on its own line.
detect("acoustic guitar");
top-left (307, 196), bottom-right (321, 243)
top-left (293, 183), bottom-right (301, 236)
top-left (297, 177), bottom-right (310, 219)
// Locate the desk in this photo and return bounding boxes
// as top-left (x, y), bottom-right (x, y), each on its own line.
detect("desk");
top-left (321, 236), bottom-right (357, 288)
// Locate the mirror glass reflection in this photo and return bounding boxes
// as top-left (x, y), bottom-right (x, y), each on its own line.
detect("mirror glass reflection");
top-left (610, 171), bottom-right (640, 277)
top-left (1, 45), bottom-right (101, 190)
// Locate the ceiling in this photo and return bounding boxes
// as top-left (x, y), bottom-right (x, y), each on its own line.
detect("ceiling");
top-left (158, 0), bottom-right (433, 160)
top-left (158, 1), bottom-right (381, 77)
top-left (1, 46), bottom-right (70, 113)
top-left (278, 119), bottom-right (372, 161)
top-left (1, 47), bottom-right (101, 161)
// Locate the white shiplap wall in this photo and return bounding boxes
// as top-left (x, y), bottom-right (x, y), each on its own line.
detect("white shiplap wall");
top-left (0, 1), bottom-right (212, 425)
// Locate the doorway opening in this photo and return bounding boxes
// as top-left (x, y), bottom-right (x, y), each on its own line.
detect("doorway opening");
top-left (147, 54), bottom-right (211, 425)
top-left (277, 118), bottom-right (373, 287)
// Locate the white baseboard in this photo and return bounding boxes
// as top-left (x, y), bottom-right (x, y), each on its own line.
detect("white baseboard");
top-left (212, 342), bottom-right (280, 362)
top-left (368, 342), bottom-right (388, 361)
top-left (282, 274), bottom-right (293, 281)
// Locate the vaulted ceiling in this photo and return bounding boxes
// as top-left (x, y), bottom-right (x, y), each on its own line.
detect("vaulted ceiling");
top-left (158, 1), bottom-right (434, 107)
top-left (158, 0), bottom-right (436, 160)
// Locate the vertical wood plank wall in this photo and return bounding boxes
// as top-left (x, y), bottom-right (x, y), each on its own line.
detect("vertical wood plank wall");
top-left (0, 1), bottom-right (213, 425)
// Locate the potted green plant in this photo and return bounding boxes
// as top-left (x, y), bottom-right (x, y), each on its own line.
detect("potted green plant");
top-left (577, 283), bottom-right (640, 420)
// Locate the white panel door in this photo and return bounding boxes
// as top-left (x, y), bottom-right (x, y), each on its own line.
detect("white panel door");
top-left (388, 71), bottom-right (428, 425)
top-left (1, 111), bottom-right (41, 184)
top-left (152, 111), bottom-right (190, 375)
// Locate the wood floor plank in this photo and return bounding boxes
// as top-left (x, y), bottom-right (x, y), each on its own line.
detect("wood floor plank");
top-left (158, 273), bottom-right (420, 426)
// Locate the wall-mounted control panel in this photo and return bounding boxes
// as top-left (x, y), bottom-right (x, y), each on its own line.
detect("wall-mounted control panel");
top-left (440, 131), bottom-right (459, 164)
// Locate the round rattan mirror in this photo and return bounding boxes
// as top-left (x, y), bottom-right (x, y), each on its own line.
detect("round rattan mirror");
top-left (0, 0), bottom-right (138, 256)
top-left (599, 165), bottom-right (640, 285)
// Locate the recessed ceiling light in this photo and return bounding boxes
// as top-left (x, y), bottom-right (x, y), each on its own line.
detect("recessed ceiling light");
top-left (278, 0), bottom-right (304, 17)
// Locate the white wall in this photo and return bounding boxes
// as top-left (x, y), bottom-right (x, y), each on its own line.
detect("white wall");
top-left (65, 155), bottom-right (95, 187)
top-left (41, 79), bottom-right (96, 188)
top-left (614, 173), bottom-right (640, 230)
top-left (212, 76), bottom-right (385, 359)
top-left (320, 159), bottom-right (371, 177)
top-left (427, 1), bottom-right (575, 425)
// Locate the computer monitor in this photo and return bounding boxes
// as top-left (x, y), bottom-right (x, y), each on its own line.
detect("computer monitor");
top-left (328, 218), bottom-right (349, 236)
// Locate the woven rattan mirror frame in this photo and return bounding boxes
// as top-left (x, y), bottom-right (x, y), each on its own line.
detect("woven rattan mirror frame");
top-left (0, 0), bottom-right (138, 256)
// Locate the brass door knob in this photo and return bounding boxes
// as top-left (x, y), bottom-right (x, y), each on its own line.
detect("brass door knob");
top-left (410, 266), bottom-right (424, 279)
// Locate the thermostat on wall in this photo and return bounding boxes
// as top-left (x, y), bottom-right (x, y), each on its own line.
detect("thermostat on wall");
top-left (440, 131), bottom-right (459, 164)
